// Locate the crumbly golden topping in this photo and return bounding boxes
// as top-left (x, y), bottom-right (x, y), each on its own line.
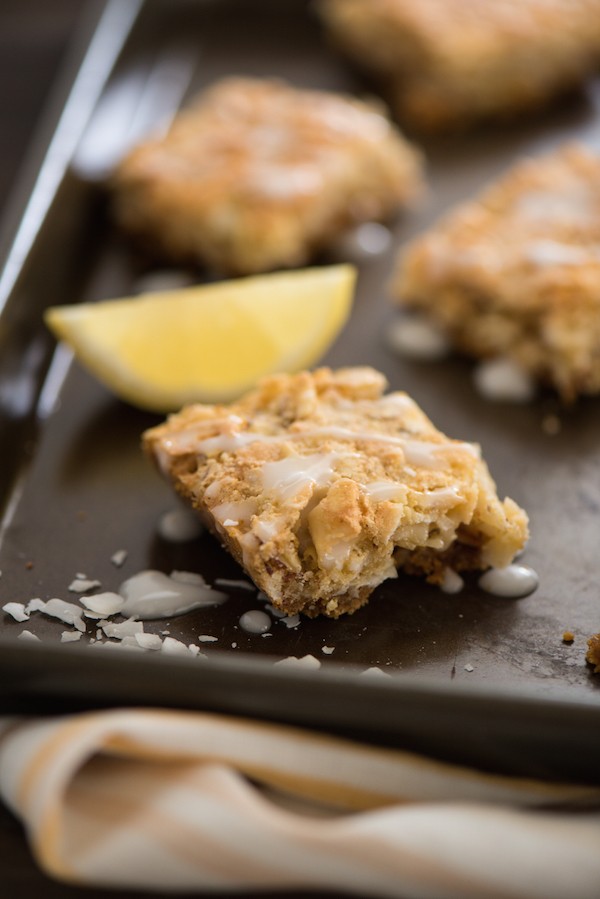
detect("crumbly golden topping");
top-left (144, 367), bottom-right (528, 617)
top-left (393, 144), bottom-right (600, 400)
top-left (113, 78), bottom-right (423, 274)
top-left (318, 0), bottom-right (600, 129)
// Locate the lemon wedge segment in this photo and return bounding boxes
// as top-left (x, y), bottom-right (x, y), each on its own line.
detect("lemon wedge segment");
top-left (44, 264), bottom-right (356, 412)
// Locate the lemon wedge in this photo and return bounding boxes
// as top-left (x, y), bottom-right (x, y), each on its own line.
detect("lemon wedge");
top-left (44, 264), bottom-right (356, 412)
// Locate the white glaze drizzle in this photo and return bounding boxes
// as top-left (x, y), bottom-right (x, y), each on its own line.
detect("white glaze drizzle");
top-left (119, 570), bottom-right (227, 620)
top-left (478, 564), bottom-right (539, 598)
top-left (386, 315), bottom-right (450, 361)
top-left (524, 240), bottom-right (594, 267)
top-left (212, 499), bottom-right (257, 526)
top-left (333, 221), bottom-right (392, 260)
top-left (473, 357), bottom-right (536, 403)
top-left (133, 269), bottom-right (195, 294)
top-left (239, 610), bottom-right (271, 634)
top-left (238, 531), bottom-right (260, 568)
top-left (248, 164), bottom-right (323, 199)
top-left (440, 568), bottom-right (465, 594)
top-left (517, 188), bottom-right (594, 224)
top-left (414, 486), bottom-right (462, 508)
top-left (260, 453), bottom-right (346, 501)
top-left (404, 439), bottom-right (479, 467)
top-left (321, 537), bottom-right (356, 571)
top-left (163, 420), bottom-right (478, 471)
top-left (289, 428), bottom-right (478, 468)
top-left (361, 481), bottom-right (406, 502)
top-left (252, 515), bottom-right (287, 543)
top-left (203, 479), bottom-right (224, 502)
top-left (162, 415), bottom-right (245, 454)
top-left (158, 509), bottom-right (204, 542)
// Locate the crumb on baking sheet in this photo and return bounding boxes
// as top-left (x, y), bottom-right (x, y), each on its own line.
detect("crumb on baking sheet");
top-left (542, 414), bottom-right (561, 436)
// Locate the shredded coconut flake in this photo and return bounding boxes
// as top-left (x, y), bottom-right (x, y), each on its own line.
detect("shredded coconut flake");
top-left (18, 630), bottom-right (40, 642)
top-left (280, 614), bottom-right (300, 629)
top-left (102, 618), bottom-right (143, 640)
top-left (361, 667), bottom-right (391, 678)
top-left (321, 645), bottom-right (335, 655)
top-left (81, 592), bottom-right (125, 616)
top-left (161, 636), bottom-right (192, 655)
top-left (61, 630), bottom-right (83, 643)
top-left (39, 598), bottom-right (86, 632)
top-left (2, 602), bottom-right (29, 622)
top-left (111, 549), bottom-right (128, 567)
top-left (25, 598), bottom-right (45, 614)
top-left (134, 632), bottom-right (163, 651)
top-left (120, 635), bottom-right (145, 649)
top-left (274, 654), bottom-right (321, 670)
top-left (69, 578), bottom-right (101, 593)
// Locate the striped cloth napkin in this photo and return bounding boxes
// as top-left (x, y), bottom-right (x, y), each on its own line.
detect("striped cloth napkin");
top-left (0, 708), bottom-right (599, 898)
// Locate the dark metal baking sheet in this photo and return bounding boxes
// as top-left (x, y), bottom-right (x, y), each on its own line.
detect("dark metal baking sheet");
top-left (1, 0), bottom-right (600, 783)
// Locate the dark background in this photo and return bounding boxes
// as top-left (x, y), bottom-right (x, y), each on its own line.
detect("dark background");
top-left (0, 0), bottom-right (84, 212)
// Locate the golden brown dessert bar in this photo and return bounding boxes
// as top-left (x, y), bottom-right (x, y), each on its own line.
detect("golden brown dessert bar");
top-left (317, 0), bottom-right (600, 131)
top-left (392, 144), bottom-right (600, 402)
top-left (112, 77), bottom-right (423, 275)
top-left (143, 367), bottom-right (528, 617)
top-left (586, 634), bottom-right (600, 673)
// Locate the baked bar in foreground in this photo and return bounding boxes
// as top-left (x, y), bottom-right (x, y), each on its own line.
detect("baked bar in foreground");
top-left (317, 0), bottom-right (600, 131)
top-left (392, 144), bottom-right (600, 401)
top-left (112, 77), bottom-right (423, 275)
top-left (143, 367), bottom-right (528, 617)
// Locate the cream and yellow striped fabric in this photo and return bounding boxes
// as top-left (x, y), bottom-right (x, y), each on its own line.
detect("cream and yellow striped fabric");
top-left (0, 708), bottom-right (599, 897)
